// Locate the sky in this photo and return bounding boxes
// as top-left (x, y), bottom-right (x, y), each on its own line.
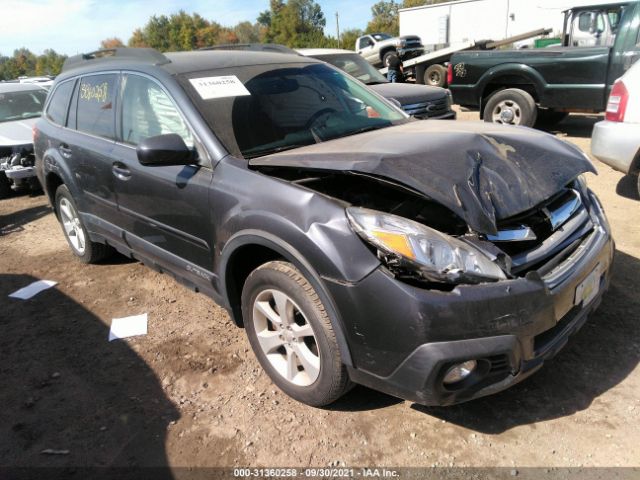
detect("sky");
top-left (0, 0), bottom-right (380, 56)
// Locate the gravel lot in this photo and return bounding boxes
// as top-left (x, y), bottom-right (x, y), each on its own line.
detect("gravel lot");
top-left (1, 111), bottom-right (639, 472)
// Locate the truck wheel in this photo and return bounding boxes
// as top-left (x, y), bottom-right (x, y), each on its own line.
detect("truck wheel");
top-left (484, 88), bottom-right (537, 127)
top-left (382, 50), bottom-right (396, 67)
top-left (241, 261), bottom-right (352, 407)
top-left (0, 172), bottom-right (11, 199)
top-left (424, 64), bottom-right (447, 87)
top-left (55, 185), bottom-right (111, 263)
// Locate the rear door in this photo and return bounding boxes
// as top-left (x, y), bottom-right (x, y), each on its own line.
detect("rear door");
top-left (64, 73), bottom-right (122, 240)
top-left (110, 72), bottom-right (215, 283)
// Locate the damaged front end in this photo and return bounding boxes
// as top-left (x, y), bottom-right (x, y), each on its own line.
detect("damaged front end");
top-left (0, 144), bottom-right (40, 197)
top-left (256, 165), bottom-right (601, 293)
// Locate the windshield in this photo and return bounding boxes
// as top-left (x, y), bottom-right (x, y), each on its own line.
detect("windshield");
top-left (372, 33), bottom-right (392, 41)
top-left (314, 53), bottom-right (389, 85)
top-left (178, 62), bottom-right (407, 159)
top-left (0, 89), bottom-right (47, 123)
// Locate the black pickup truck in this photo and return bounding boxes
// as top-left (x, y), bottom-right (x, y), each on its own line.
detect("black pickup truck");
top-left (449, 1), bottom-right (640, 127)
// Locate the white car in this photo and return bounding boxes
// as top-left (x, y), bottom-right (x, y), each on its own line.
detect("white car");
top-left (591, 60), bottom-right (640, 196)
top-left (0, 82), bottom-right (48, 198)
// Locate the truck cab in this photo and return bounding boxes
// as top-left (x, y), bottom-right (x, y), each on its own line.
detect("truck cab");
top-left (448, 0), bottom-right (640, 127)
top-left (564, 2), bottom-right (629, 47)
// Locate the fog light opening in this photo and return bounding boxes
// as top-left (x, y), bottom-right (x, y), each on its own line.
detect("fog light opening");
top-left (443, 360), bottom-right (478, 386)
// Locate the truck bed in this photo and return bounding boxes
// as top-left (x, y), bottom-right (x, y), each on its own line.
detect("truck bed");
top-left (449, 46), bottom-right (611, 111)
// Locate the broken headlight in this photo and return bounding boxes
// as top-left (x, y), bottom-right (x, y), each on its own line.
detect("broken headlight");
top-left (347, 207), bottom-right (506, 284)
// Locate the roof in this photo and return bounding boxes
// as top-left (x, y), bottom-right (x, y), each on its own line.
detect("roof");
top-left (163, 50), bottom-right (316, 75)
top-left (296, 48), bottom-right (355, 56)
top-left (60, 48), bottom-right (318, 77)
top-left (0, 82), bottom-right (48, 93)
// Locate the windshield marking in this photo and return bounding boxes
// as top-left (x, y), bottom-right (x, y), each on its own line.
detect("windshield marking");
top-left (189, 75), bottom-right (251, 100)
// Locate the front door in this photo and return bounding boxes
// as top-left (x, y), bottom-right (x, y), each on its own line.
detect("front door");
top-left (111, 73), bottom-right (215, 287)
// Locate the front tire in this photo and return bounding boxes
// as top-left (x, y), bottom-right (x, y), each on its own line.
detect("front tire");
top-left (241, 261), bottom-right (351, 407)
top-left (55, 185), bottom-right (110, 263)
top-left (483, 88), bottom-right (537, 127)
top-left (382, 50), bottom-right (396, 68)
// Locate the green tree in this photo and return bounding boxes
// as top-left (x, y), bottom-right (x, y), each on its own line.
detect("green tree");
top-left (100, 37), bottom-right (125, 49)
top-left (267, 0), bottom-right (327, 47)
top-left (339, 28), bottom-right (364, 50)
top-left (234, 21), bottom-right (263, 43)
top-left (366, 1), bottom-right (399, 35)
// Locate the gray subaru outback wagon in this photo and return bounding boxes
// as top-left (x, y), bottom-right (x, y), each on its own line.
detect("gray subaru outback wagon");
top-left (35, 48), bottom-right (613, 407)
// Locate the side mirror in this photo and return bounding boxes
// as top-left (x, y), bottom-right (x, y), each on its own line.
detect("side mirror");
top-left (137, 134), bottom-right (193, 166)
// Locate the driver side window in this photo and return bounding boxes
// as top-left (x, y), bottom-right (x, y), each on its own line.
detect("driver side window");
top-left (121, 74), bottom-right (194, 148)
top-left (358, 37), bottom-right (372, 50)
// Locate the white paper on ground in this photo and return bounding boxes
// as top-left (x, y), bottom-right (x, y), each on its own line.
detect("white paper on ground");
top-left (189, 75), bottom-right (251, 100)
top-left (9, 280), bottom-right (58, 300)
top-left (109, 313), bottom-right (148, 342)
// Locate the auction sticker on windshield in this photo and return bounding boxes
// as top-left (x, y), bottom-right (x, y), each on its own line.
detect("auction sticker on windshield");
top-left (189, 75), bottom-right (251, 100)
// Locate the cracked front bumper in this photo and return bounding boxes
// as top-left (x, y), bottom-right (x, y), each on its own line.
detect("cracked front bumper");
top-left (327, 199), bottom-right (614, 406)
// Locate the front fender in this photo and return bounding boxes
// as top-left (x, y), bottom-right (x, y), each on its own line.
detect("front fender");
top-left (476, 63), bottom-right (547, 100)
top-left (219, 230), bottom-right (358, 366)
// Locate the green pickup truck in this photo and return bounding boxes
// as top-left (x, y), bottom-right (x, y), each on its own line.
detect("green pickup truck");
top-left (449, 1), bottom-right (640, 127)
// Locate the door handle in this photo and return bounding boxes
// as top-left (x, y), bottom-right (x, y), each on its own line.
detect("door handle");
top-left (58, 143), bottom-right (72, 158)
top-left (112, 162), bottom-right (131, 180)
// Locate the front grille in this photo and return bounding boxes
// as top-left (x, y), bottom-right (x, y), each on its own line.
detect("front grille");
top-left (403, 97), bottom-right (449, 118)
top-left (490, 187), bottom-right (594, 278)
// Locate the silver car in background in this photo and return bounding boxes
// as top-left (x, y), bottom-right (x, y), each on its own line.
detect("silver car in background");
top-left (0, 82), bottom-right (48, 198)
top-left (591, 60), bottom-right (640, 196)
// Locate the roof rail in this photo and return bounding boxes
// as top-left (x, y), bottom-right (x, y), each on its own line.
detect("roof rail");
top-left (62, 48), bottom-right (170, 72)
top-left (199, 43), bottom-right (298, 55)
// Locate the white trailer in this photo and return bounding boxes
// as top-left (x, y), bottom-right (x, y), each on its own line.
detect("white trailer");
top-left (399, 0), bottom-right (628, 49)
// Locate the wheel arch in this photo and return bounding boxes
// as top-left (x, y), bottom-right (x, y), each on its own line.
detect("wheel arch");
top-left (629, 147), bottom-right (640, 176)
top-left (45, 171), bottom-right (65, 213)
top-left (220, 231), bottom-right (354, 367)
top-left (478, 65), bottom-right (545, 119)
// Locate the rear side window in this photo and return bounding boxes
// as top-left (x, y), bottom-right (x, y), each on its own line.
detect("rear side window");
top-left (45, 80), bottom-right (74, 125)
top-left (76, 74), bottom-right (118, 139)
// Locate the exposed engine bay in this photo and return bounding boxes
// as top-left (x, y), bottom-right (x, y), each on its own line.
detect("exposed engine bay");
top-left (0, 144), bottom-right (41, 198)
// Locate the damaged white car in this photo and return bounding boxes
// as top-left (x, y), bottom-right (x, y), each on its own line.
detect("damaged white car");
top-left (0, 82), bottom-right (48, 198)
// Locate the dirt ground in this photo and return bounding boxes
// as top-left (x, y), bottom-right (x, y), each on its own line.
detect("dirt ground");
top-left (1, 112), bottom-right (639, 474)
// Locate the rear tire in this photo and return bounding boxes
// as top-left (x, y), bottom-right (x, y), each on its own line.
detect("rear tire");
top-left (424, 64), bottom-right (447, 87)
top-left (0, 172), bottom-right (11, 199)
top-left (55, 185), bottom-right (110, 263)
top-left (241, 261), bottom-right (352, 407)
top-left (483, 88), bottom-right (537, 127)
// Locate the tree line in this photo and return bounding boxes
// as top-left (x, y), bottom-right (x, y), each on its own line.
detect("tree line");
top-left (0, 0), bottom-right (449, 81)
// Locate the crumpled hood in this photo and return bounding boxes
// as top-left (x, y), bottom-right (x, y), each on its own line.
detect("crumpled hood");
top-left (369, 83), bottom-right (446, 105)
top-left (250, 121), bottom-right (595, 235)
top-left (0, 118), bottom-right (38, 146)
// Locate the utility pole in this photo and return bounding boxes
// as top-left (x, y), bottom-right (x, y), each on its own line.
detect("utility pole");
top-left (336, 12), bottom-right (341, 49)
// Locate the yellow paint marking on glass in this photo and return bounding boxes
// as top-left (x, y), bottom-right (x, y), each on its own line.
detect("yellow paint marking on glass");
top-left (80, 82), bottom-right (109, 103)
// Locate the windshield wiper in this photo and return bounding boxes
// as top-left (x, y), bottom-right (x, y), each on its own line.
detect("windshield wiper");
top-left (244, 144), bottom-right (312, 159)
